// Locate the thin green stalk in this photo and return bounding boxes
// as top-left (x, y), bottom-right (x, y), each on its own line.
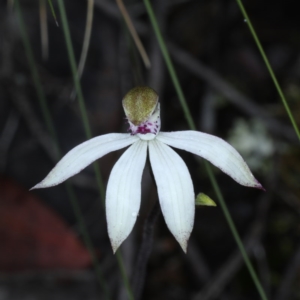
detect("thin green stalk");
top-left (235, 0), bottom-right (300, 141)
top-left (16, 2), bottom-right (110, 299)
top-left (204, 162), bottom-right (268, 300)
top-left (143, 0), bottom-right (195, 130)
top-left (16, 0), bottom-right (58, 155)
top-left (56, 0), bottom-right (105, 200)
top-left (116, 250), bottom-right (135, 300)
top-left (57, 1), bottom-right (91, 138)
top-left (65, 182), bottom-right (110, 299)
top-left (77, 0), bottom-right (94, 79)
top-left (116, 0), bottom-right (151, 69)
top-left (47, 0), bottom-right (59, 26)
top-left (143, 1), bottom-right (268, 300)
top-left (56, 1), bottom-right (134, 299)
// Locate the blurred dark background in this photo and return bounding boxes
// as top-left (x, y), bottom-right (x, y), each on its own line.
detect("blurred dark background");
top-left (0, 0), bottom-right (300, 299)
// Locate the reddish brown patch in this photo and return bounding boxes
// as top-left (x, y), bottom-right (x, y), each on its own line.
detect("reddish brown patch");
top-left (0, 178), bottom-right (91, 271)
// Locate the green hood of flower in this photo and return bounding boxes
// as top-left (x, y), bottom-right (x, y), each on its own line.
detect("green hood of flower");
top-left (122, 86), bottom-right (158, 126)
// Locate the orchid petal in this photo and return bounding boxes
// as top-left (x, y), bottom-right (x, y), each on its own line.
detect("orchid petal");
top-left (31, 133), bottom-right (138, 189)
top-left (149, 139), bottom-right (195, 252)
top-left (157, 131), bottom-right (262, 189)
top-left (106, 140), bottom-right (147, 253)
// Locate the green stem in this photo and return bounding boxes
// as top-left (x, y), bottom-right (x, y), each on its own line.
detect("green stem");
top-left (204, 162), bottom-right (268, 300)
top-left (143, 1), bottom-right (268, 299)
top-left (143, 0), bottom-right (195, 130)
top-left (16, 1), bottom-right (110, 298)
top-left (16, 0), bottom-right (58, 156)
top-left (116, 251), bottom-right (135, 300)
top-left (56, 1), bottom-right (134, 299)
top-left (57, 1), bottom-right (91, 138)
top-left (47, 0), bottom-right (59, 26)
top-left (57, 0), bottom-right (105, 199)
top-left (65, 183), bottom-right (110, 298)
top-left (235, 0), bottom-right (300, 141)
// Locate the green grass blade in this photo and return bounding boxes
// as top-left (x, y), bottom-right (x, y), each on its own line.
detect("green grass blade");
top-left (56, 1), bottom-right (134, 299)
top-left (65, 182), bottom-right (111, 299)
top-left (47, 0), bottom-right (59, 26)
top-left (235, 0), bottom-right (300, 141)
top-left (16, 0), bottom-right (58, 154)
top-left (204, 162), bottom-right (268, 300)
top-left (56, 0), bottom-right (105, 199)
top-left (143, 0), bottom-right (195, 131)
top-left (77, 0), bottom-right (94, 79)
top-left (16, 1), bottom-right (110, 298)
top-left (143, 1), bottom-right (268, 299)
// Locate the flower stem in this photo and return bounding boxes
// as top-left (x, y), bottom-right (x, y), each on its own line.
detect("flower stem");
top-left (143, 1), bottom-right (268, 299)
top-left (235, 0), bottom-right (300, 141)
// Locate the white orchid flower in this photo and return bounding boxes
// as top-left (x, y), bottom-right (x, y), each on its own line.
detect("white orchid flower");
top-left (32, 86), bottom-right (263, 253)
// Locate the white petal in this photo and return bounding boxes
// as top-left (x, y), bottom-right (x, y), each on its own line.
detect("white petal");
top-left (149, 139), bottom-right (195, 252)
top-left (106, 140), bottom-right (147, 253)
top-left (31, 134), bottom-right (138, 189)
top-left (157, 131), bottom-right (263, 189)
